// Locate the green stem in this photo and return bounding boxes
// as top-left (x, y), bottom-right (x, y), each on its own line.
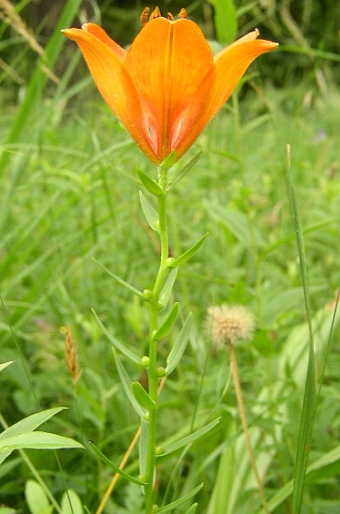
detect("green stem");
top-left (144, 166), bottom-right (169, 513)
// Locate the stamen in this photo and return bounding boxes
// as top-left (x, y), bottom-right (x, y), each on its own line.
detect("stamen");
top-left (140, 7), bottom-right (149, 26)
top-left (178, 8), bottom-right (188, 19)
top-left (167, 12), bottom-right (174, 21)
top-left (150, 6), bottom-right (161, 20)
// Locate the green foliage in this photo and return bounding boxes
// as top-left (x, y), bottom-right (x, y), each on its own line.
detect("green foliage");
top-left (0, 408), bottom-right (82, 466)
top-left (25, 480), bottom-right (83, 514)
top-left (1, 0), bottom-right (340, 512)
top-left (208, 0), bottom-right (238, 44)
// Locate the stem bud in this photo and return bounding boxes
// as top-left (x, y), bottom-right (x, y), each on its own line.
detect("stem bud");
top-left (141, 356), bottom-right (150, 367)
top-left (165, 257), bottom-right (175, 267)
top-left (156, 367), bottom-right (166, 377)
top-left (143, 289), bottom-right (153, 300)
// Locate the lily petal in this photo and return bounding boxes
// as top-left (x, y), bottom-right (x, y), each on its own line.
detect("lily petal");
top-left (62, 26), bottom-right (158, 163)
top-left (82, 23), bottom-right (127, 60)
top-left (174, 35), bottom-right (278, 159)
top-left (125, 17), bottom-right (214, 162)
top-left (210, 35), bottom-right (279, 117)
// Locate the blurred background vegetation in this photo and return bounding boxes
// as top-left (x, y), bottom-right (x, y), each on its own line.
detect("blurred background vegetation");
top-left (0, 0), bottom-right (340, 512)
top-left (1, 0), bottom-right (340, 97)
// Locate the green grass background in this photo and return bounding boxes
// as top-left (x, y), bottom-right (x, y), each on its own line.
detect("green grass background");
top-left (0, 0), bottom-right (340, 512)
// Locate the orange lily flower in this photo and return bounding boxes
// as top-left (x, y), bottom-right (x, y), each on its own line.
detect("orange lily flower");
top-left (63, 7), bottom-right (278, 165)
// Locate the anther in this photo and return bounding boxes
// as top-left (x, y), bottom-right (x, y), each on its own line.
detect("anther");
top-left (140, 7), bottom-right (149, 26)
top-left (150, 6), bottom-right (161, 20)
top-left (178, 8), bottom-right (188, 19)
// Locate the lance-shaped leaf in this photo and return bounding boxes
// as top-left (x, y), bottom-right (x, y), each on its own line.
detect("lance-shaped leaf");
top-left (168, 152), bottom-right (201, 189)
top-left (0, 432), bottom-right (83, 454)
top-left (0, 407), bottom-right (67, 441)
top-left (88, 441), bottom-right (147, 485)
top-left (168, 233), bottom-right (209, 269)
top-left (165, 313), bottom-right (192, 376)
top-left (139, 191), bottom-right (159, 232)
top-left (93, 258), bottom-right (144, 299)
top-left (0, 407), bottom-right (72, 465)
top-left (132, 382), bottom-right (156, 411)
top-left (159, 150), bottom-right (176, 171)
top-left (136, 167), bottom-right (164, 196)
top-left (157, 418), bottom-right (220, 458)
top-left (159, 268), bottom-right (178, 309)
top-left (153, 302), bottom-right (180, 341)
top-left (113, 349), bottom-right (145, 418)
top-left (92, 309), bottom-right (141, 365)
top-left (156, 483), bottom-right (203, 513)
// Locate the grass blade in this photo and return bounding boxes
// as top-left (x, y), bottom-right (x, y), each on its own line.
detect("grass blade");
top-left (286, 145), bottom-right (316, 513)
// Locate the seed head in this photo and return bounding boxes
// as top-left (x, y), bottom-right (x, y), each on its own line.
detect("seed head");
top-left (64, 326), bottom-right (82, 385)
top-left (206, 304), bottom-right (255, 347)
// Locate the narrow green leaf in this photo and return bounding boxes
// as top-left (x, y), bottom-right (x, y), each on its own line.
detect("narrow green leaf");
top-left (139, 191), bottom-right (159, 232)
top-left (159, 268), bottom-right (178, 309)
top-left (93, 258), bottom-right (144, 299)
top-left (88, 441), bottom-right (147, 486)
top-left (112, 349), bottom-right (145, 418)
top-left (165, 313), bottom-right (193, 376)
top-left (153, 303), bottom-right (180, 341)
top-left (0, 432), bottom-right (83, 453)
top-left (0, 451), bottom-right (13, 467)
top-left (159, 150), bottom-right (176, 171)
top-left (158, 418), bottom-right (220, 457)
top-left (0, 361), bottom-right (14, 372)
top-left (92, 309), bottom-right (141, 365)
top-left (156, 483), bottom-right (203, 513)
top-left (286, 147), bottom-right (316, 514)
top-left (168, 152), bottom-right (201, 189)
top-left (132, 382), bottom-right (156, 411)
top-left (168, 233), bottom-right (209, 268)
top-left (0, 407), bottom-right (66, 441)
top-left (136, 168), bottom-right (164, 196)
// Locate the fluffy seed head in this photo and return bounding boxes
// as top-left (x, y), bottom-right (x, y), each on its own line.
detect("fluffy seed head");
top-left (206, 304), bottom-right (255, 347)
